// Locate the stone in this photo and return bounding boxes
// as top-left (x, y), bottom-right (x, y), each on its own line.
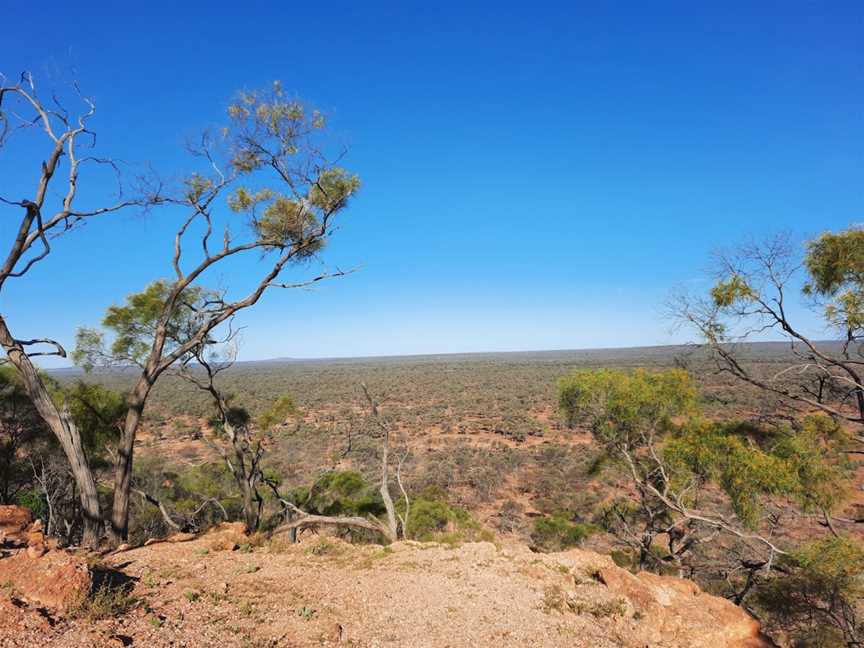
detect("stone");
top-left (205, 522), bottom-right (248, 552)
top-left (596, 565), bottom-right (772, 648)
top-left (0, 506), bottom-right (33, 547)
top-left (0, 549), bottom-right (91, 611)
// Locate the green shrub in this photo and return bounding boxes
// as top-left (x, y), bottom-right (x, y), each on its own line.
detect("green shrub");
top-left (292, 470), bottom-right (385, 518)
top-left (74, 584), bottom-right (137, 620)
top-left (402, 488), bottom-right (488, 543)
top-left (14, 489), bottom-right (47, 519)
top-left (531, 512), bottom-right (594, 551)
top-left (754, 536), bottom-right (864, 647)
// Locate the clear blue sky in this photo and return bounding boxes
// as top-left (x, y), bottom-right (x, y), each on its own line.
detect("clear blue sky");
top-left (1, 1), bottom-right (861, 366)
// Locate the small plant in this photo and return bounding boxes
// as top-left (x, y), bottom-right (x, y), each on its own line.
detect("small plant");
top-left (296, 605), bottom-right (317, 620)
top-left (582, 598), bottom-right (627, 618)
top-left (184, 590), bottom-right (201, 603)
top-left (307, 540), bottom-right (342, 556)
top-left (238, 600), bottom-right (255, 617)
top-left (401, 488), bottom-right (490, 543)
top-left (541, 585), bottom-right (567, 614)
top-left (531, 513), bottom-right (594, 552)
top-left (75, 584), bottom-right (138, 621)
top-left (141, 571), bottom-right (159, 588)
top-left (148, 616), bottom-right (165, 628)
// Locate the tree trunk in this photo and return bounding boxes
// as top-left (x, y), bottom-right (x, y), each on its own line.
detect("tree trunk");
top-left (223, 418), bottom-right (260, 533)
top-left (109, 381), bottom-right (150, 544)
top-left (0, 315), bottom-right (102, 547)
top-left (241, 479), bottom-right (257, 532)
top-left (379, 429), bottom-right (399, 541)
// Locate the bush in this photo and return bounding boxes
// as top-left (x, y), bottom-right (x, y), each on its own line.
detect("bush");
top-left (754, 536), bottom-right (864, 647)
top-left (291, 470), bottom-right (385, 518)
top-left (531, 512), bottom-right (593, 551)
top-left (74, 583), bottom-right (137, 621)
top-left (402, 487), bottom-right (489, 543)
top-left (14, 489), bottom-right (47, 519)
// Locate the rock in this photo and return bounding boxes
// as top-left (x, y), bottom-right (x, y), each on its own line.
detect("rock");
top-left (25, 544), bottom-right (46, 559)
top-left (23, 519), bottom-right (48, 558)
top-left (209, 538), bottom-right (239, 552)
top-left (330, 622), bottom-right (345, 643)
top-left (205, 522), bottom-right (248, 552)
top-left (0, 506), bottom-right (33, 547)
top-left (596, 566), bottom-right (772, 648)
top-left (0, 548), bottom-right (91, 612)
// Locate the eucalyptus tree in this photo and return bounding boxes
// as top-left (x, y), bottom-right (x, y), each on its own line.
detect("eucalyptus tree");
top-left (75, 82), bottom-right (360, 543)
top-left (672, 229), bottom-right (864, 431)
top-left (558, 369), bottom-right (851, 583)
top-left (0, 73), bottom-right (148, 546)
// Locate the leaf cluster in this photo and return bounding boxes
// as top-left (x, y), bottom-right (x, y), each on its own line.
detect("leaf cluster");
top-left (558, 368), bottom-right (699, 446)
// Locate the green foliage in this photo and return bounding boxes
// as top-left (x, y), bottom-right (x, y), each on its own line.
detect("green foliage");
top-left (174, 463), bottom-right (236, 504)
top-left (755, 536), bottom-right (864, 647)
top-left (292, 470), bottom-right (385, 518)
top-left (73, 280), bottom-right (215, 369)
top-left (129, 460), bottom-right (239, 542)
top-left (558, 368), bottom-right (698, 444)
top-left (771, 414), bottom-right (853, 515)
top-left (0, 366), bottom-right (50, 503)
top-left (15, 489), bottom-right (47, 518)
top-left (710, 274), bottom-right (756, 307)
top-left (665, 420), bottom-right (796, 526)
top-left (183, 173), bottom-right (214, 203)
top-left (531, 512), bottom-right (594, 551)
top-left (402, 487), bottom-right (486, 542)
top-left (223, 82), bottom-right (360, 253)
top-left (256, 395), bottom-right (298, 430)
top-left (63, 381), bottom-right (127, 460)
top-left (804, 228), bottom-right (864, 334)
top-left (805, 228), bottom-right (864, 296)
top-left (665, 415), bottom-right (853, 527)
top-left (74, 583), bottom-right (137, 621)
top-left (560, 369), bottom-right (854, 531)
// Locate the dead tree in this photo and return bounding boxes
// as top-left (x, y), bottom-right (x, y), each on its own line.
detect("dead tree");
top-left (175, 339), bottom-right (276, 533)
top-left (74, 82), bottom-right (360, 544)
top-left (0, 73), bottom-right (150, 546)
top-left (265, 385), bottom-right (410, 544)
top-left (361, 383), bottom-right (410, 540)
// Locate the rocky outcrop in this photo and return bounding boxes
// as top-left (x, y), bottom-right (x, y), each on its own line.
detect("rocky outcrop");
top-left (0, 521), bottom-right (773, 647)
top-left (0, 504), bottom-right (33, 547)
top-left (0, 505), bottom-right (91, 611)
top-left (596, 565), bottom-right (771, 648)
top-left (204, 521), bottom-right (249, 551)
top-left (0, 547), bottom-right (91, 612)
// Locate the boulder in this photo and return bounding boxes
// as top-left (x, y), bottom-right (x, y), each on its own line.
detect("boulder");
top-left (0, 505), bottom-right (33, 547)
top-left (205, 522), bottom-right (248, 552)
top-left (0, 548), bottom-right (91, 611)
top-left (25, 519), bottom-right (46, 558)
top-left (597, 566), bottom-right (772, 648)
